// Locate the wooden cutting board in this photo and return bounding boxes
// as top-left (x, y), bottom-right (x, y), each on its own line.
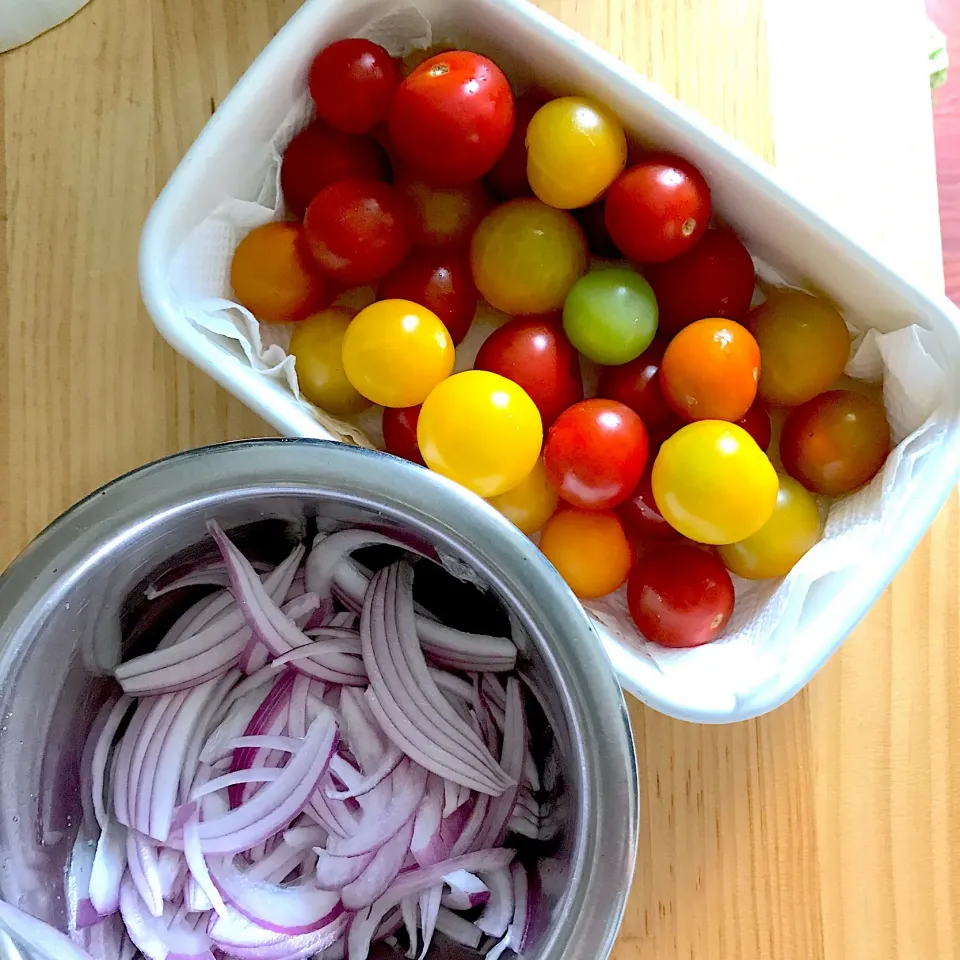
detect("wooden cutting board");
top-left (0, 1), bottom-right (955, 957)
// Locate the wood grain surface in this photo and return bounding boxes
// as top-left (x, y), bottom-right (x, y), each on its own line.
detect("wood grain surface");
top-left (0, 1), bottom-right (956, 958)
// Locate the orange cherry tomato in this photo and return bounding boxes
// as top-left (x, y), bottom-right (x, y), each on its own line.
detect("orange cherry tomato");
top-left (779, 389), bottom-right (890, 495)
top-left (486, 458), bottom-right (558, 534)
top-left (751, 288), bottom-right (851, 406)
top-left (659, 318), bottom-right (760, 422)
top-left (539, 508), bottom-right (632, 599)
top-left (230, 222), bottom-right (331, 324)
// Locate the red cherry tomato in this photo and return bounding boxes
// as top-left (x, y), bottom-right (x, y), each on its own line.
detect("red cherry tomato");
top-left (388, 52), bottom-right (515, 186)
top-left (649, 229), bottom-right (756, 335)
top-left (574, 201), bottom-right (621, 258)
top-left (780, 389), bottom-right (890, 495)
top-left (309, 39), bottom-right (402, 134)
top-left (280, 122), bottom-right (389, 217)
top-left (617, 468), bottom-right (682, 544)
top-left (484, 93), bottom-right (546, 200)
top-left (304, 178), bottom-right (412, 285)
top-left (378, 252), bottom-right (477, 345)
top-left (605, 155), bottom-right (712, 263)
top-left (395, 172), bottom-right (493, 250)
top-left (627, 543), bottom-right (734, 648)
top-left (544, 399), bottom-right (648, 510)
top-left (597, 340), bottom-right (673, 428)
top-left (474, 317), bottom-right (584, 427)
top-left (736, 402), bottom-right (772, 452)
top-left (382, 405), bottom-right (425, 465)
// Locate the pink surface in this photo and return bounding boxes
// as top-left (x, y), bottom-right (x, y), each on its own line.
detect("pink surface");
top-left (929, 0), bottom-right (960, 302)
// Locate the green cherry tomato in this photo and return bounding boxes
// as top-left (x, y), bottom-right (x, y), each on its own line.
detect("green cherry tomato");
top-left (562, 268), bottom-right (658, 365)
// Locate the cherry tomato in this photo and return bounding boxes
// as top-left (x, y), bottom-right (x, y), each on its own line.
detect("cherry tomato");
top-left (484, 93), bottom-right (547, 200)
top-left (280, 122), bottom-right (389, 218)
top-left (562, 267), bottom-right (658, 365)
top-left (342, 299), bottom-right (454, 407)
top-left (471, 199), bottom-right (587, 314)
top-left (474, 317), bottom-right (583, 427)
top-left (574, 201), bottom-right (621, 258)
top-left (627, 543), bottom-right (734, 647)
top-left (652, 421), bottom-right (778, 544)
top-left (605, 156), bottom-right (711, 263)
top-left (378, 252), bottom-right (477, 345)
top-left (544, 399), bottom-right (648, 510)
top-left (752, 288), bottom-right (851, 406)
top-left (539, 509), bottom-right (632, 599)
top-left (486, 458), bottom-right (558, 534)
top-left (309, 39), bottom-right (402, 134)
top-left (382, 405), bottom-right (424, 465)
top-left (735, 402), bottom-right (772, 451)
top-left (597, 340), bottom-right (673, 428)
top-left (288, 307), bottom-right (370, 415)
top-left (388, 52), bottom-right (515, 186)
top-left (660, 318), bottom-right (760, 421)
top-left (525, 97), bottom-right (627, 209)
top-left (718, 476), bottom-right (821, 579)
top-left (418, 371), bottom-right (543, 497)
top-left (304, 178), bottom-right (412, 285)
top-left (617, 468), bottom-right (682, 544)
top-left (779, 389), bottom-right (890, 495)
top-left (394, 172), bottom-right (493, 250)
top-left (648, 229), bottom-right (756, 335)
top-left (230, 221), bottom-right (331, 323)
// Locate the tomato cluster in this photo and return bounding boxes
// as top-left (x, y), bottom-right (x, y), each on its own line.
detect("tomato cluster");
top-left (228, 39), bottom-right (893, 650)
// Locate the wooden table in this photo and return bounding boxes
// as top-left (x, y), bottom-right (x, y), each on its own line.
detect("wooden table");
top-left (1, 1), bottom-right (955, 957)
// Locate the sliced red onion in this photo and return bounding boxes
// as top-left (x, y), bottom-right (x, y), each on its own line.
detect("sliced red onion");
top-left (346, 848), bottom-right (514, 960)
top-left (361, 565), bottom-right (510, 796)
top-left (474, 677), bottom-right (525, 851)
top-left (90, 695), bottom-right (134, 830)
top-left (487, 861), bottom-right (531, 960)
top-left (441, 869), bottom-right (489, 910)
top-left (66, 828), bottom-right (99, 930)
top-left (155, 590), bottom-right (230, 653)
top-left (89, 818), bottom-right (125, 917)
top-left (450, 793), bottom-right (490, 857)
top-left (196, 714), bottom-right (338, 855)
top-left (119, 874), bottom-right (215, 960)
top-left (185, 875), bottom-right (214, 914)
top-left (339, 687), bottom-right (386, 772)
top-left (207, 855), bottom-right (342, 935)
top-left (191, 767), bottom-right (283, 800)
top-left (340, 816), bottom-right (414, 910)
top-left (435, 906), bottom-right (482, 948)
top-left (126, 832), bottom-right (164, 918)
top-left (315, 848), bottom-right (374, 890)
top-left (146, 564), bottom-right (232, 599)
top-left (324, 743), bottom-right (402, 801)
top-left (211, 912), bottom-right (348, 960)
top-left (477, 867), bottom-right (513, 937)
top-left (135, 692), bottom-right (189, 833)
top-left (149, 677), bottom-right (224, 841)
top-left (410, 776), bottom-right (442, 867)
top-left (157, 846), bottom-right (185, 901)
top-left (184, 815), bottom-right (228, 919)
top-left (0, 898), bottom-right (99, 960)
top-left (417, 885), bottom-right (442, 960)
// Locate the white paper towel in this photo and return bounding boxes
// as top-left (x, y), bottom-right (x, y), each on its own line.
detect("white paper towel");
top-left (164, 5), bottom-right (950, 707)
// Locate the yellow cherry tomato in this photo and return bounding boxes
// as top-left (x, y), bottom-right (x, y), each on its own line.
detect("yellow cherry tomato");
top-left (752, 288), bottom-right (851, 406)
top-left (526, 97), bottom-right (627, 209)
top-left (486, 459), bottom-right (558, 534)
top-left (342, 299), bottom-right (454, 408)
top-left (470, 199), bottom-right (588, 315)
top-left (718, 476), bottom-right (822, 579)
top-left (652, 421), bottom-right (779, 545)
top-left (418, 371), bottom-right (543, 497)
top-left (539, 508), bottom-right (632, 599)
top-left (289, 307), bottom-right (371, 415)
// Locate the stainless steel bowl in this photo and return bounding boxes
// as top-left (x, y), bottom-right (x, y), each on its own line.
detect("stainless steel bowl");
top-left (0, 439), bottom-right (638, 960)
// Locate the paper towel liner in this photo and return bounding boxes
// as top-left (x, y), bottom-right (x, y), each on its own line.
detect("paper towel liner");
top-left (165, 6), bottom-right (948, 707)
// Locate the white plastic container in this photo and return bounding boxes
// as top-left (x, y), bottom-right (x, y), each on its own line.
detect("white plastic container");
top-left (139, 0), bottom-right (960, 723)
